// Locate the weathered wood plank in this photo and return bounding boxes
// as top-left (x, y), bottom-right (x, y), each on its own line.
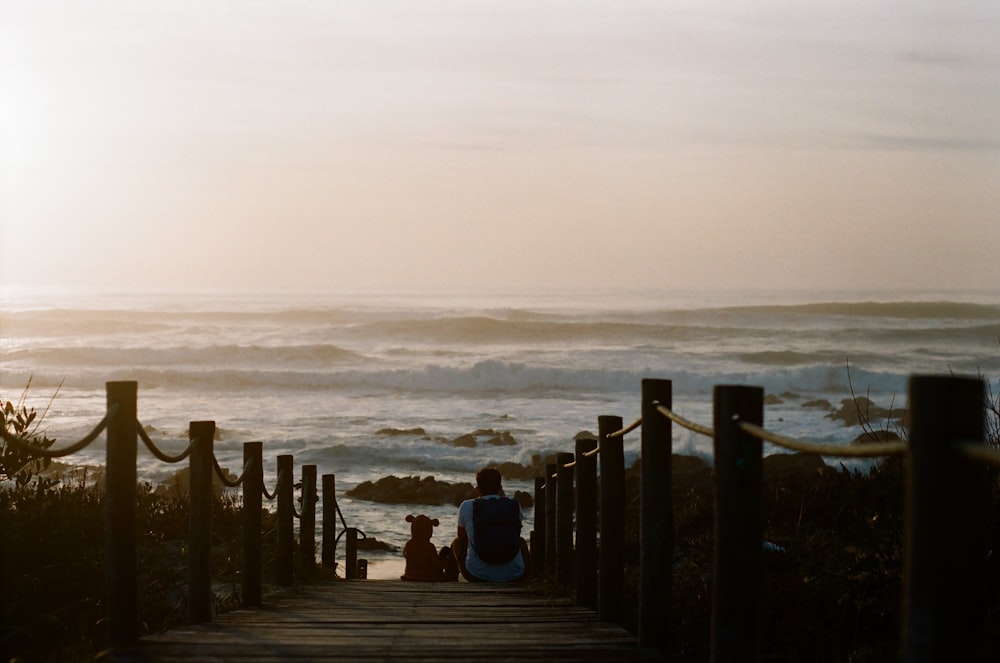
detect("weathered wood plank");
top-left (116, 580), bottom-right (663, 662)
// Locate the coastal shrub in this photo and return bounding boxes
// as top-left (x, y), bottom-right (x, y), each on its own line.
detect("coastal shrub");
top-left (985, 372), bottom-right (1000, 448)
top-left (847, 358), bottom-right (1000, 449)
top-left (1, 381), bottom-right (60, 487)
top-left (2, 381), bottom-right (347, 660)
top-left (615, 447), bottom-right (1000, 661)
top-left (0, 477), bottom-right (264, 661)
top-left (623, 368), bottom-right (1000, 656)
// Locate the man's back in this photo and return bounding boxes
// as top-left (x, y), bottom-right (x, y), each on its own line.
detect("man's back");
top-left (456, 495), bottom-right (525, 581)
top-left (453, 467), bottom-right (531, 582)
top-left (471, 496), bottom-right (522, 564)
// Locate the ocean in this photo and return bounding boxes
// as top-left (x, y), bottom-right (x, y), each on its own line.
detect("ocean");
top-left (2, 288), bottom-right (999, 578)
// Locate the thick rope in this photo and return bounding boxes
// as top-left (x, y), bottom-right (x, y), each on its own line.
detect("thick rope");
top-left (544, 447), bottom-right (600, 479)
top-left (212, 455), bottom-right (253, 488)
top-left (953, 441), bottom-right (1000, 468)
top-left (1, 404), bottom-right (119, 458)
top-left (262, 466), bottom-right (281, 501)
top-left (578, 418), bottom-right (645, 457)
top-left (654, 403), bottom-right (714, 438)
top-left (138, 423), bottom-right (193, 463)
top-left (607, 417), bottom-right (642, 439)
top-left (292, 483), bottom-right (303, 519)
top-left (737, 420), bottom-right (907, 458)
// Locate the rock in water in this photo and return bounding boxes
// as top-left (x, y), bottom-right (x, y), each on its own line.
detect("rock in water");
top-left (346, 475), bottom-right (476, 506)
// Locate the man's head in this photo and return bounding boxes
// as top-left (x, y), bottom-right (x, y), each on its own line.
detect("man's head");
top-left (475, 467), bottom-right (502, 496)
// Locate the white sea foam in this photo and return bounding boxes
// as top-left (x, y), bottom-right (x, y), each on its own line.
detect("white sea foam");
top-left (2, 288), bottom-right (999, 577)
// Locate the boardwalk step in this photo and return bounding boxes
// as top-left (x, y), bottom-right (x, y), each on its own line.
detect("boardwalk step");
top-left (115, 580), bottom-right (663, 662)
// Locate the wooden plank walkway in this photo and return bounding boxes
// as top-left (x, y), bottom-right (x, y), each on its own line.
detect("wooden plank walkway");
top-left (114, 580), bottom-right (664, 662)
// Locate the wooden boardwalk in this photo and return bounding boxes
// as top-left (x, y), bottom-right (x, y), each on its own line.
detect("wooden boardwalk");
top-left (115, 580), bottom-right (665, 662)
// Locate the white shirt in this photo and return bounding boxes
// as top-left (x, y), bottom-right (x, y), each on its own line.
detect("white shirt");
top-left (457, 495), bottom-right (525, 582)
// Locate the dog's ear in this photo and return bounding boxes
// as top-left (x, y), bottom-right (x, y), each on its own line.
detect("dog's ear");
top-left (431, 518), bottom-right (440, 527)
top-left (406, 514), bottom-right (415, 523)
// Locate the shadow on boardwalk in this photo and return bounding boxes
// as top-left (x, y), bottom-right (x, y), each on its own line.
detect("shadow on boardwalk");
top-left (113, 580), bottom-right (664, 662)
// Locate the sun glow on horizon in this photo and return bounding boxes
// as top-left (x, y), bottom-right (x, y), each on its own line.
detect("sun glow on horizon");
top-left (2, 1), bottom-right (999, 296)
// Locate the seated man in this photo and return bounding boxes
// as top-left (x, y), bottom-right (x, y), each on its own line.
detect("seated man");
top-left (452, 467), bottom-right (531, 582)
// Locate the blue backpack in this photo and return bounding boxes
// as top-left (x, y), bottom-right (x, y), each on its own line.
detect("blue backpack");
top-left (471, 497), bottom-right (522, 564)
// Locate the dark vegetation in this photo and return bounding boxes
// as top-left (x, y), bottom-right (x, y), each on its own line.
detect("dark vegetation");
top-left (0, 477), bottom-right (254, 661)
top-left (610, 372), bottom-right (1000, 662)
top-left (1, 388), bottom-right (330, 662)
top-left (3, 371), bottom-right (999, 661)
top-left (1, 380), bottom-right (59, 487)
top-left (632, 454), bottom-right (930, 661)
top-left (519, 447), bottom-right (965, 662)
top-left (524, 368), bottom-right (1000, 660)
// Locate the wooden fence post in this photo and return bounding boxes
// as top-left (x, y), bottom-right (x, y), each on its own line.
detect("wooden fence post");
top-left (105, 381), bottom-right (138, 648)
top-left (544, 463), bottom-right (557, 578)
top-left (640, 379), bottom-right (673, 651)
top-left (300, 464), bottom-right (317, 571)
top-left (243, 442), bottom-right (263, 607)
top-left (575, 436), bottom-right (598, 609)
top-left (904, 375), bottom-right (986, 662)
top-left (345, 528), bottom-right (359, 580)
top-left (322, 474), bottom-right (337, 570)
top-left (276, 454), bottom-right (294, 586)
top-left (188, 420), bottom-right (216, 624)
top-left (598, 415), bottom-right (625, 625)
top-left (532, 476), bottom-right (546, 578)
top-left (711, 384), bottom-right (764, 663)
top-left (556, 451), bottom-right (575, 587)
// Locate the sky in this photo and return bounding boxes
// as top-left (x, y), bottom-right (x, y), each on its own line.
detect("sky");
top-left (2, 0), bottom-right (999, 297)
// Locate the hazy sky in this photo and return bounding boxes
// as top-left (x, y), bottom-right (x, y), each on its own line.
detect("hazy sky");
top-left (2, 1), bottom-right (998, 296)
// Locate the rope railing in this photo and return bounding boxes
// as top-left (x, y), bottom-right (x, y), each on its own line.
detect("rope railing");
top-left (543, 418), bottom-right (642, 477)
top-left (535, 431), bottom-right (607, 606)
top-left (9, 373), bottom-right (996, 661)
top-left (736, 419), bottom-right (908, 458)
top-left (530, 376), bottom-right (994, 660)
top-left (292, 483), bottom-right (303, 519)
top-left (137, 423), bottom-right (194, 463)
top-left (212, 455), bottom-right (253, 488)
top-left (1, 404), bottom-right (119, 458)
top-left (653, 402), bottom-right (714, 438)
top-left (262, 469), bottom-right (279, 501)
top-left (607, 416), bottom-right (642, 438)
top-left (565, 424), bottom-right (639, 466)
top-left (953, 440), bottom-right (1000, 467)
top-left (3, 381), bottom-right (372, 652)
top-left (547, 443), bottom-right (605, 477)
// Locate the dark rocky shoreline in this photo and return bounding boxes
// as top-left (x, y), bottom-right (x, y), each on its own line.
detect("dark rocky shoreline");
top-left (343, 450), bottom-right (834, 513)
top-left (345, 474), bottom-right (534, 508)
